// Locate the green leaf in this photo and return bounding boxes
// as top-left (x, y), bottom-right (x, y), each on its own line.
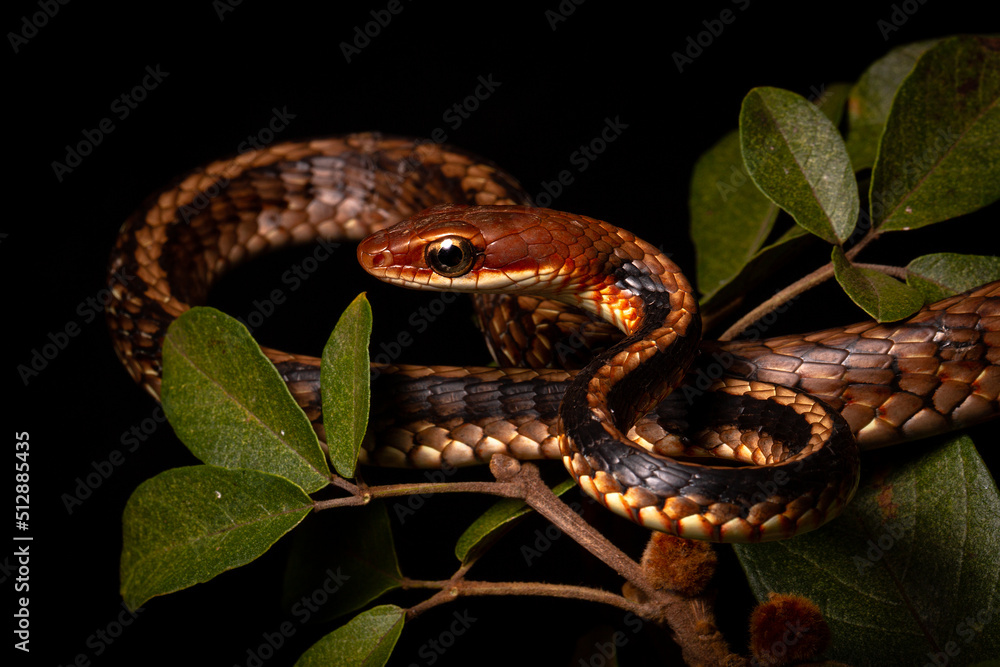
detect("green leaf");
top-left (845, 39), bottom-right (941, 171)
top-left (832, 246), bottom-right (924, 322)
top-left (690, 130), bottom-right (780, 302)
top-left (162, 307), bottom-right (330, 493)
top-left (295, 605), bottom-right (405, 667)
top-left (323, 293), bottom-right (373, 478)
top-left (282, 502), bottom-right (403, 622)
top-left (121, 466), bottom-right (312, 609)
top-left (907, 253), bottom-right (1000, 302)
top-left (455, 478), bottom-right (576, 564)
top-left (740, 86), bottom-right (859, 244)
top-left (871, 36), bottom-right (1000, 231)
top-left (734, 435), bottom-right (1000, 666)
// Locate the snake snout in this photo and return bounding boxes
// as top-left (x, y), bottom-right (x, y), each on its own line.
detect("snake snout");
top-left (357, 232), bottom-right (392, 274)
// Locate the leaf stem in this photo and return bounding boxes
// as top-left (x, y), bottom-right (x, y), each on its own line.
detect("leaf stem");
top-left (854, 262), bottom-right (909, 279)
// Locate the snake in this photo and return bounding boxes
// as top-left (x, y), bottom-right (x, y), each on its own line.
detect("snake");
top-left (107, 133), bottom-right (1000, 543)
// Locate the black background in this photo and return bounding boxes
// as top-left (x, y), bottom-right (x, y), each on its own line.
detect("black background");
top-left (9, 2), bottom-right (998, 666)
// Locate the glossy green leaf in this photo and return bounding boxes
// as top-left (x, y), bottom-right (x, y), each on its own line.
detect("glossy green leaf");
top-left (690, 130), bottom-right (780, 302)
top-left (907, 253), bottom-right (1000, 302)
top-left (282, 502), bottom-right (403, 623)
top-left (295, 604), bottom-right (405, 667)
top-left (162, 307), bottom-right (330, 493)
top-left (323, 293), bottom-right (373, 478)
top-left (871, 36), bottom-right (1000, 231)
top-left (740, 86), bottom-right (859, 244)
top-left (734, 435), bottom-right (1000, 665)
top-left (121, 466), bottom-right (313, 610)
top-left (455, 478), bottom-right (576, 564)
top-left (832, 246), bottom-right (924, 322)
top-left (845, 39), bottom-right (940, 171)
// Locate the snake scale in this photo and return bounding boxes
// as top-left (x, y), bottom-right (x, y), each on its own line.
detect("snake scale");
top-left (107, 133), bottom-right (1000, 542)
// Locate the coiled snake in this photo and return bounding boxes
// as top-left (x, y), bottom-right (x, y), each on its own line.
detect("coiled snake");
top-left (107, 133), bottom-right (1000, 542)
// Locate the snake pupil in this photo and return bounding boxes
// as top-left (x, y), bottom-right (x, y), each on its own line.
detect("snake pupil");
top-left (426, 236), bottom-right (475, 277)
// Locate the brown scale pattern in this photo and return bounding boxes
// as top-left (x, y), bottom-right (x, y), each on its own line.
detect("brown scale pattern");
top-left (722, 285), bottom-right (1000, 448)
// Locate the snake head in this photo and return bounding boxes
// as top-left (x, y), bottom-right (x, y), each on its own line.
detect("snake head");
top-left (357, 204), bottom-right (570, 292)
top-left (358, 203), bottom-right (695, 336)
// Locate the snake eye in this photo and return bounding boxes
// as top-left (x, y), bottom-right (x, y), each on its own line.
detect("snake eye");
top-left (425, 235), bottom-right (476, 277)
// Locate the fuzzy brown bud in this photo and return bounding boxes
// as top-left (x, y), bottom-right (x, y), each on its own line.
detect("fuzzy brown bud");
top-left (748, 593), bottom-right (831, 666)
top-left (640, 532), bottom-right (717, 596)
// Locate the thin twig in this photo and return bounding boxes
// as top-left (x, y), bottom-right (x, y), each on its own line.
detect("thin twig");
top-left (717, 227), bottom-right (885, 341)
top-left (405, 579), bottom-right (647, 620)
top-left (718, 262), bottom-right (834, 341)
top-left (312, 479), bottom-right (523, 511)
